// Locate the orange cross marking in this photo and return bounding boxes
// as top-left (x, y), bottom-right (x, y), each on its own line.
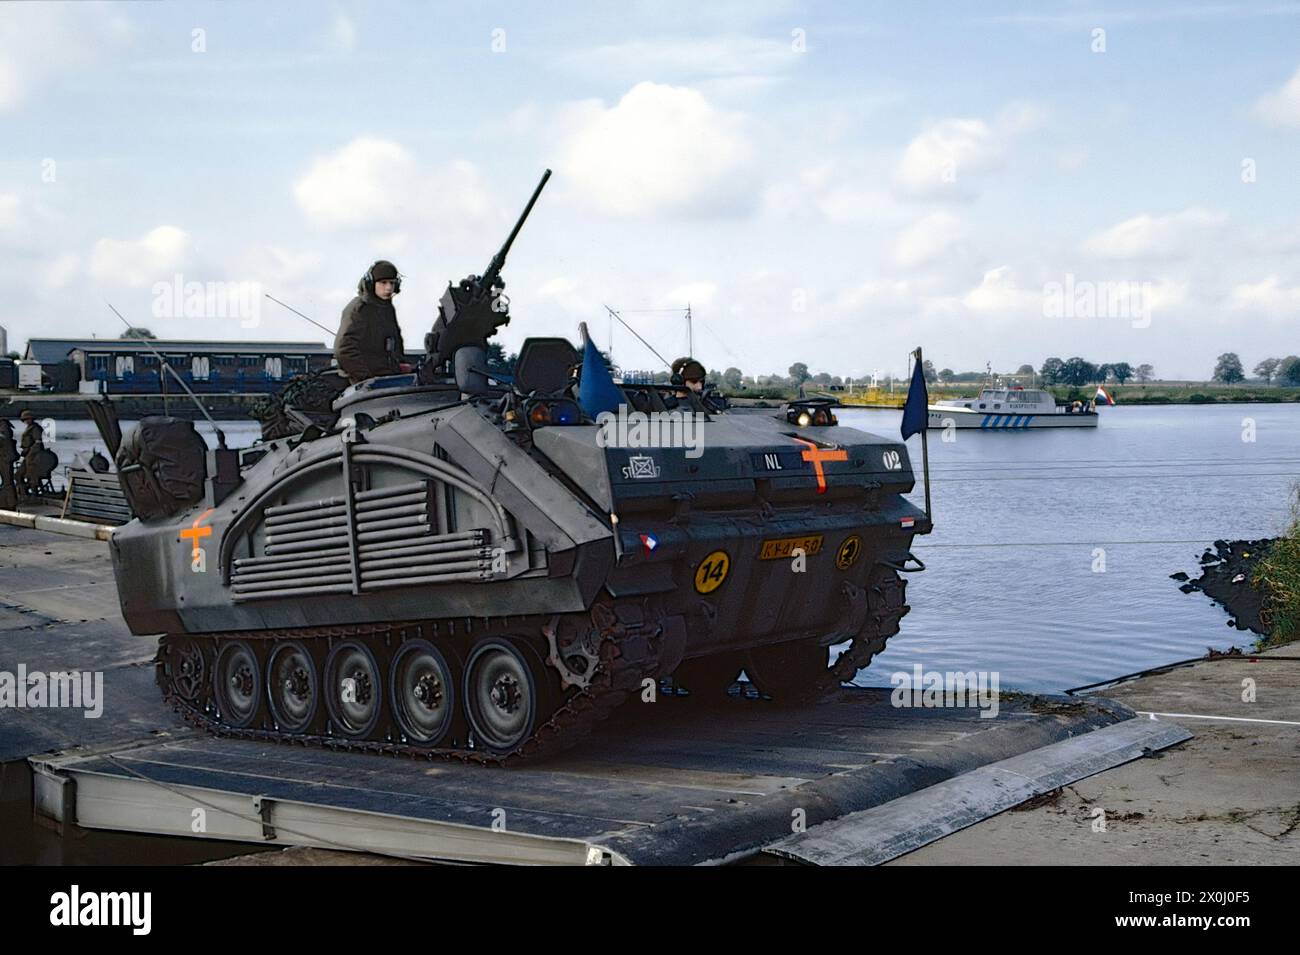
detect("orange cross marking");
top-left (793, 438), bottom-right (848, 494)
top-left (180, 508), bottom-right (215, 559)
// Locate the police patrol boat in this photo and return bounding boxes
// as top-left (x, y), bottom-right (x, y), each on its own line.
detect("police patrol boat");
top-left (927, 386), bottom-right (1100, 429)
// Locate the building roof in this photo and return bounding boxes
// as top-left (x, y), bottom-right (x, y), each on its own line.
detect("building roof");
top-left (24, 338), bottom-right (333, 363)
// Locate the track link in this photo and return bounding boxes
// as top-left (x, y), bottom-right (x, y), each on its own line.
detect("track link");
top-left (157, 568), bottom-right (909, 763)
top-left (820, 564), bottom-right (910, 692)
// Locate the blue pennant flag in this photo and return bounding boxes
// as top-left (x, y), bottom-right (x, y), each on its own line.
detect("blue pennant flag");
top-left (577, 325), bottom-right (624, 419)
top-left (900, 352), bottom-right (929, 440)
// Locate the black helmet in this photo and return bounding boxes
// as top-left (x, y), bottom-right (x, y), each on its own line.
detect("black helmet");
top-left (671, 357), bottom-right (706, 382)
top-left (361, 260), bottom-right (402, 295)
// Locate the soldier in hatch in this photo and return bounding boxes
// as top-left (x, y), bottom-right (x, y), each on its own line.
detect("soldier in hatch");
top-left (334, 260), bottom-right (411, 383)
top-left (669, 356), bottom-right (727, 412)
top-left (670, 357), bottom-right (707, 397)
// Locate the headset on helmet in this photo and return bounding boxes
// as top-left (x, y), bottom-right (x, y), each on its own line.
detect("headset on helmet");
top-left (361, 260), bottom-right (402, 295)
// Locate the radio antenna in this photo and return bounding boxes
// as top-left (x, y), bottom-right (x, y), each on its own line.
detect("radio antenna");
top-left (265, 293), bottom-right (337, 337)
top-left (603, 305), bottom-right (672, 370)
top-left (105, 301), bottom-right (227, 448)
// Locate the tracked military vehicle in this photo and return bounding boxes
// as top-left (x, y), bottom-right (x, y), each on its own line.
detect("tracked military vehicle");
top-left (101, 170), bottom-right (930, 764)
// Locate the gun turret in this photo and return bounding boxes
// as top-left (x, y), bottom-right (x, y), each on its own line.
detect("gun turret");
top-left (424, 169), bottom-right (552, 383)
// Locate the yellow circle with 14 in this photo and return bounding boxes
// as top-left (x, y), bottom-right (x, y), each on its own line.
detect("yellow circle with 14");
top-left (694, 550), bottom-right (730, 594)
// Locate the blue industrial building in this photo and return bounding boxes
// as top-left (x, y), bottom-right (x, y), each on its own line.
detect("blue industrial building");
top-left (22, 339), bottom-right (336, 394)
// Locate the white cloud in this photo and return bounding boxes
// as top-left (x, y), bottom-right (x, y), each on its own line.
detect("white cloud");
top-left (294, 139), bottom-right (416, 229)
top-left (997, 102), bottom-right (1047, 134)
top-left (664, 281), bottom-right (717, 308)
top-left (894, 212), bottom-right (966, 268)
top-left (762, 160), bottom-right (900, 224)
top-left (555, 82), bottom-right (758, 218)
top-left (1229, 275), bottom-right (1300, 314)
top-left (293, 139), bottom-right (492, 231)
top-left (895, 119), bottom-right (996, 196)
top-left (331, 13), bottom-right (356, 53)
top-left (0, 194), bottom-right (20, 231)
top-left (836, 278), bottom-right (918, 311)
top-left (265, 246), bottom-right (323, 282)
top-left (536, 276), bottom-right (592, 315)
top-left (0, 3), bottom-right (130, 111)
top-left (1253, 64), bottom-right (1300, 127)
top-left (1081, 207), bottom-right (1227, 259)
top-left (894, 104), bottom-right (1044, 198)
top-left (89, 226), bottom-right (191, 288)
top-left (40, 253), bottom-right (81, 289)
top-left (1144, 280), bottom-right (1189, 312)
top-left (962, 266), bottom-right (1040, 313)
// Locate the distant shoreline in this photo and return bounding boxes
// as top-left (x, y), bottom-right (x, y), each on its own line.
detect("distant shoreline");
top-left (3, 385), bottom-right (1298, 421)
top-left (835, 384), bottom-right (1300, 409)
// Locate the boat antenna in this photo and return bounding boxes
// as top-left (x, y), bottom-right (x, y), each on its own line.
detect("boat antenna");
top-left (105, 301), bottom-right (227, 448)
top-left (264, 293), bottom-right (337, 338)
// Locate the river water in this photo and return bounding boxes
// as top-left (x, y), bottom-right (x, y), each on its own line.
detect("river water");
top-left (843, 403), bottom-right (1299, 692)
top-left (11, 405), bottom-right (1298, 693)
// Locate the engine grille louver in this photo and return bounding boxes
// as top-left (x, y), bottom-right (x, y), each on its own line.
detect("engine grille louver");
top-left (230, 478), bottom-right (496, 602)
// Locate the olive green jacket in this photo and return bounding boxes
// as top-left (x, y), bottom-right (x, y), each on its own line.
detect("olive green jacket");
top-left (334, 292), bottom-right (405, 383)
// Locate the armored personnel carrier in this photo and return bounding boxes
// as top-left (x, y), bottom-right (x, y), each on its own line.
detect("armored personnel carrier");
top-left (101, 171), bottom-right (930, 764)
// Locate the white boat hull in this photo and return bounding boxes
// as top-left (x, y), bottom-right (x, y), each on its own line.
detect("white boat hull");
top-left (926, 407), bottom-right (1097, 429)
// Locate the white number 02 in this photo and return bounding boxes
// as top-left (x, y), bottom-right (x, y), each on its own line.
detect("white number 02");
top-left (882, 450), bottom-right (903, 471)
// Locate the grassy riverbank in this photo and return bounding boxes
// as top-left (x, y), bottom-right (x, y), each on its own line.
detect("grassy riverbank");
top-left (1255, 493), bottom-right (1300, 648)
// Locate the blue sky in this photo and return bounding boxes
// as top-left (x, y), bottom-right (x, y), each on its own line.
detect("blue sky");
top-left (2, 0), bottom-right (1298, 379)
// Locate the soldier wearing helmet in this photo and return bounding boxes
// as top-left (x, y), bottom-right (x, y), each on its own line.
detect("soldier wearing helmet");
top-left (14, 410), bottom-right (50, 497)
top-left (671, 357), bottom-right (707, 396)
top-left (334, 260), bottom-right (410, 383)
top-left (670, 357), bottom-right (725, 412)
top-left (17, 410), bottom-right (44, 456)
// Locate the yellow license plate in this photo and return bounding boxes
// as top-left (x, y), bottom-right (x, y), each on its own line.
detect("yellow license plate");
top-left (759, 535), bottom-right (824, 560)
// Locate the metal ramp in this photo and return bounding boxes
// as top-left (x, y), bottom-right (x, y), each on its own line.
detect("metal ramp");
top-left (27, 689), bottom-right (1188, 865)
top-left (763, 716), bottom-right (1192, 865)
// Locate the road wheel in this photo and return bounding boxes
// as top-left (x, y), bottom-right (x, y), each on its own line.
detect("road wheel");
top-left (214, 640), bottom-right (262, 729)
top-left (390, 639), bottom-right (460, 747)
top-left (464, 638), bottom-right (555, 755)
top-left (267, 640), bottom-right (320, 733)
top-left (325, 641), bottom-right (384, 739)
